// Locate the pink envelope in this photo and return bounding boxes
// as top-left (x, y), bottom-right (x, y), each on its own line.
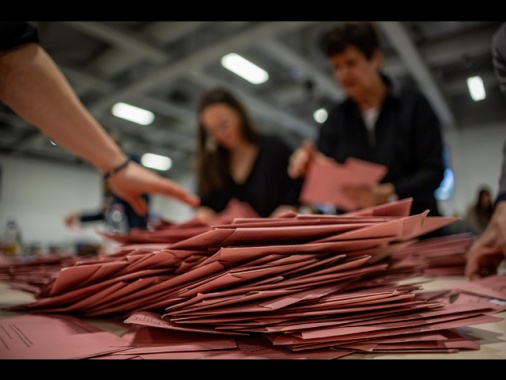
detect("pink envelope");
top-left (300, 157), bottom-right (387, 210)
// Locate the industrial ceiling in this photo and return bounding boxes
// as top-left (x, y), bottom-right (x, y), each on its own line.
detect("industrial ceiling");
top-left (1, 21), bottom-right (505, 180)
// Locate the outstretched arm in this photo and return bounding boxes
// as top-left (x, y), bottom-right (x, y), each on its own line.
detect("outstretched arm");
top-left (0, 41), bottom-right (199, 215)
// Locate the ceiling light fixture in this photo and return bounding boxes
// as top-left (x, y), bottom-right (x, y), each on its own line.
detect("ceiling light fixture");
top-left (467, 76), bottom-right (486, 101)
top-left (141, 153), bottom-right (172, 171)
top-left (112, 102), bottom-right (155, 125)
top-left (221, 53), bottom-right (269, 84)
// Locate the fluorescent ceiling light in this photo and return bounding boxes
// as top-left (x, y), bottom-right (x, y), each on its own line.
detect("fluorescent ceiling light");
top-left (112, 102), bottom-right (155, 125)
top-left (467, 76), bottom-right (486, 101)
top-left (313, 108), bottom-right (328, 124)
top-left (221, 53), bottom-right (269, 84)
top-left (141, 153), bottom-right (172, 171)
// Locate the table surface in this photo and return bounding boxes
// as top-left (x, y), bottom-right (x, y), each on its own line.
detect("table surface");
top-left (1, 276), bottom-right (505, 360)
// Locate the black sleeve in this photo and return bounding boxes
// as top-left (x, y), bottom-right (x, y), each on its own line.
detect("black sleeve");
top-left (389, 90), bottom-right (445, 202)
top-left (0, 22), bottom-right (39, 51)
top-left (79, 211), bottom-right (105, 223)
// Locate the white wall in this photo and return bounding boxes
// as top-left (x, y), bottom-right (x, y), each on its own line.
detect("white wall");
top-left (1, 121), bottom-right (505, 249)
top-left (441, 122), bottom-right (506, 217)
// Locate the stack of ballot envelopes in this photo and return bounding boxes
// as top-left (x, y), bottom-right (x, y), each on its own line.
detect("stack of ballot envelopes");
top-left (3, 197), bottom-right (506, 359)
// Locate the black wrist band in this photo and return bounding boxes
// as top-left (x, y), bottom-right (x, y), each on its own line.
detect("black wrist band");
top-left (103, 158), bottom-right (131, 179)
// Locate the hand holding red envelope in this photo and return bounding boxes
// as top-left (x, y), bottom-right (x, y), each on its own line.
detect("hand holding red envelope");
top-left (299, 157), bottom-right (388, 211)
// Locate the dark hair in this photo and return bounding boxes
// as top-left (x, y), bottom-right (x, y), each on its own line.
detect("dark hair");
top-left (195, 87), bottom-right (260, 194)
top-left (320, 22), bottom-right (381, 60)
top-left (474, 186), bottom-right (493, 223)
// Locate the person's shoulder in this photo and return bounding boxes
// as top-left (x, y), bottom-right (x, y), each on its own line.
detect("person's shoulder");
top-left (323, 98), bottom-right (349, 121)
top-left (388, 75), bottom-right (421, 98)
top-left (393, 80), bottom-right (432, 107)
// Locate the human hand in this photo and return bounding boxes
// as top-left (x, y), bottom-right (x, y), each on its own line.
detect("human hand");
top-left (107, 160), bottom-right (200, 216)
top-left (341, 184), bottom-right (375, 210)
top-left (193, 206), bottom-right (218, 225)
top-left (288, 139), bottom-right (316, 179)
top-left (465, 201), bottom-right (506, 280)
top-left (270, 205), bottom-right (299, 218)
top-left (64, 211), bottom-right (80, 227)
top-left (341, 182), bottom-right (395, 210)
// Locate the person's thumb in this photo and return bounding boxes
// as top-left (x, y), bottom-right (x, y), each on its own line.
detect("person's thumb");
top-left (124, 196), bottom-right (147, 217)
top-left (303, 139), bottom-right (315, 156)
top-left (303, 139), bottom-right (313, 147)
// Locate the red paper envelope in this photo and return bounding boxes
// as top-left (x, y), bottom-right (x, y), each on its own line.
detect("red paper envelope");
top-left (299, 157), bottom-right (387, 211)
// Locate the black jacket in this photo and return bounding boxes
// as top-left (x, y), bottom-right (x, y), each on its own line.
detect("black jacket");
top-left (317, 74), bottom-right (445, 217)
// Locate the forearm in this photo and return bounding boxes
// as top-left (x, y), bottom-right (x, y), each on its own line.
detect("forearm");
top-left (0, 43), bottom-right (125, 173)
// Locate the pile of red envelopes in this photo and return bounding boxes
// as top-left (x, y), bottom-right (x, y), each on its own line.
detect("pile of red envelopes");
top-left (4, 198), bottom-right (505, 358)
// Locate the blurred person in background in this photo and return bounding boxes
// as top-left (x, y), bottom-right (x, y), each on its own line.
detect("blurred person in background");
top-left (464, 186), bottom-right (493, 237)
top-left (288, 21), bottom-right (445, 237)
top-left (0, 21), bottom-right (199, 217)
top-left (193, 87), bottom-right (303, 223)
top-left (465, 22), bottom-right (506, 280)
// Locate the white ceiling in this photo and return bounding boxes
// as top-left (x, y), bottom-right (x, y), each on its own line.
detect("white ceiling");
top-left (1, 21), bottom-right (505, 179)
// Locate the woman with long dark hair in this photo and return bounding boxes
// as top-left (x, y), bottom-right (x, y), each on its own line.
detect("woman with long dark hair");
top-left (465, 186), bottom-right (494, 236)
top-left (193, 87), bottom-right (303, 223)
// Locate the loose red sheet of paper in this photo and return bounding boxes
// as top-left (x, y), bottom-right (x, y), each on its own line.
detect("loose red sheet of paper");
top-left (300, 157), bottom-right (387, 211)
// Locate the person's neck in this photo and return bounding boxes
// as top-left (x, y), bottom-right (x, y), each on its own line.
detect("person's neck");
top-left (230, 139), bottom-right (256, 158)
top-left (354, 76), bottom-right (387, 112)
top-left (229, 139), bottom-right (259, 184)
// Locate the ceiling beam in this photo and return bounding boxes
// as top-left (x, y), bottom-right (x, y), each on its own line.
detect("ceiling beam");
top-left (72, 22), bottom-right (315, 113)
top-left (377, 22), bottom-right (456, 129)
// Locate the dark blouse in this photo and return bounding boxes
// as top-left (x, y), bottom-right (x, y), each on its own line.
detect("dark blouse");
top-left (317, 74), bottom-right (445, 217)
top-left (199, 134), bottom-right (303, 218)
